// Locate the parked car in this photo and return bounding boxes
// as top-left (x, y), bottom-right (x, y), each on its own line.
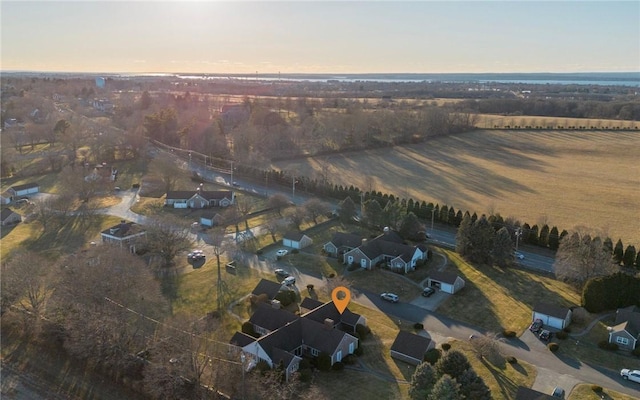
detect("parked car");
top-left (274, 268), bottom-right (289, 278)
top-left (620, 369), bottom-right (640, 383)
top-left (282, 276), bottom-right (296, 286)
top-left (529, 318), bottom-right (543, 333)
top-left (380, 293), bottom-right (399, 303)
top-left (276, 249), bottom-right (288, 258)
top-left (551, 386), bottom-right (565, 398)
top-left (538, 330), bottom-right (552, 342)
top-left (422, 287), bottom-right (435, 297)
top-left (188, 250), bottom-right (205, 260)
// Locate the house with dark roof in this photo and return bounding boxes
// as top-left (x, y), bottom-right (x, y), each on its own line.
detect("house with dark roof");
top-left (532, 303), bottom-right (572, 330)
top-left (251, 279), bottom-right (286, 301)
top-left (608, 305), bottom-right (640, 350)
top-left (100, 220), bottom-right (146, 252)
top-left (249, 303), bottom-right (299, 336)
top-left (390, 331), bottom-right (433, 366)
top-left (282, 231), bottom-right (313, 250)
top-left (427, 271), bottom-right (466, 294)
top-left (231, 300), bottom-right (362, 381)
top-left (165, 189), bottom-right (234, 209)
top-left (8, 182), bottom-right (39, 197)
top-left (302, 299), bottom-right (366, 333)
top-left (514, 386), bottom-right (555, 400)
top-left (1, 208), bottom-right (22, 226)
top-left (1, 191), bottom-right (13, 205)
top-left (342, 228), bottom-right (427, 273)
top-left (300, 297), bottom-right (324, 314)
top-left (323, 232), bottom-right (363, 258)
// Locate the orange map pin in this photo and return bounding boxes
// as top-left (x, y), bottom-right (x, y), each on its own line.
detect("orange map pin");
top-left (331, 286), bottom-right (351, 314)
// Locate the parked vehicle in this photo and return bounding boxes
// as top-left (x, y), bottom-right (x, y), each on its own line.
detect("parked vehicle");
top-left (275, 268), bottom-right (289, 278)
top-left (551, 386), bottom-right (565, 398)
top-left (276, 249), bottom-right (288, 258)
top-left (539, 330), bottom-right (552, 342)
top-left (514, 251), bottom-right (525, 260)
top-left (380, 293), bottom-right (399, 303)
top-left (620, 369), bottom-right (640, 383)
top-left (529, 318), bottom-right (543, 333)
top-left (282, 276), bottom-right (296, 286)
top-left (188, 250), bottom-right (205, 260)
top-left (422, 287), bottom-right (435, 297)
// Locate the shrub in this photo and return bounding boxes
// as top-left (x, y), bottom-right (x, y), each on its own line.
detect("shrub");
top-left (502, 330), bottom-right (516, 338)
top-left (306, 284), bottom-right (314, 290)
top-left (291, 249), bottom-right (299, 254)
top-left (548, 342), bottom-right (559, 352)
top-left (347, 263), bottom-right (359, 271)
top-left (633, 347), bottom-right (640, 357)
top-left (591, 385), bottom-right (603, 393)
top-left (329, 273), bottom-right (336, 278)
top-left (555, 331), bottom-right (568, 340)
top-left (506, 356), bottom-right (518, 364)
top-left (354, 346), bottom-right (364, 356)
top-left (414, 323), bottom-right (424, 330)
top-left (356, 324), bottom-right (370, 341)
top-left (317, 352), bottom-right (332, 371)
top-left (441, 343), bottom-right (451, 351)
top-left (343, 354), bottom-right (357, 365)
top-left (298, 368), bottom-right (312, 382)
top-left (299, 358), bottom-right (312, 370)
top-left (256, 360), bottom-right (271, 372)
top-left (562, 326), bottom-right (571, 333)
top-left (241, 321), bottom-right (258, 337)
top-left (424, 348), bottom-right (442, 365)
top-left (597, 340), bottom-right (619, 351)
top-left (256, 250), bottom-right (263, 255)
top-left (132, 183), bottom-right (140, 188)
top-left (331, 361), bottom-right (345, 371)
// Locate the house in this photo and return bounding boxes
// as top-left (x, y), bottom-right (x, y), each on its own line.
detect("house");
top-left (165, 190), bottom-right (235, 209)
top-left (8, 183), bottom-right (39, 197)
top-left (301, 298), bottom-right (366, 334)
top-left (100, 220), bottom-right (146, 252)
top-left (92, 98), bottom-right (114, 113)
top-left (608, 305), bottom-right (640, 350)
top-left (251, 279), bottom-right (285, 301)
top-left (1, 208), bottom-right (22, 226)
top-left (427, 271), bottom-right (466, 294)
top-left (300, 297), bottom-right (324, 314)
top-left (514, 386), bottom-right (555, 400)
top-left (282, 231), bottom-right (313, 250)
top-left (200, 212), bottom-right (223, 227)
top-left (390, 331), bottom-right (433, 366)
top-left (231, 300), bottom-right (361, 381)
top-left (249, 303), bottom-right (299, 336)
top-left (323, 232), bottom-right (363, 258)
top-left (342, 228), bottom-right (427, 273)
top-left (532, 303), bottom-right (572, 330)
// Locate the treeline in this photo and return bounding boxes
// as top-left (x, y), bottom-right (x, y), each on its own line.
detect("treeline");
top-left (453, 98), bottom-right (640, 121)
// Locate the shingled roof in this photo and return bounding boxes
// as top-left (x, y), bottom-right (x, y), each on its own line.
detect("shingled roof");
top-left (249, 303), bottom-right (299, 332)
top-left (328, 232), bottom-right (364, 249)
top-left (251, 279), bottom-right (285, 299)
top-left (166, 190), bottom-right (233, 201)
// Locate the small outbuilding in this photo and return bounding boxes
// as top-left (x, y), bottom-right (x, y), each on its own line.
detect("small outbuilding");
top-left (390, 331), bottom-right (433, 366)
top-left (200, 212), bottom-right (223, 227)
top-left (532, 303), bottom-right (572, 330)
top-left (1, 208), bottom-right (22, 226)
top-left (8, 183), bottom-right (39, 197)
top-left (282, 231), bottom-right (313, 250)
top-left (427, 270), bottom-right (465, 294)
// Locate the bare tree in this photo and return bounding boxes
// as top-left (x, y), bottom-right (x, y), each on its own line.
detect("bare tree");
top-left (149, 153), bottom-right (180, 194)
top-left (267, 193), bottom-right (291, 217)
top-left (144, 216), bottom-right (194, 267)
top-left (235, 196), bottom-right (255, 231)
top-left (285, 207), bottom-right (307, 231)
top-left (264, 219), bottom-right (285, 243)
top-left (303, 198), bottom-right (331, 225)
top-left (469, 332), bottom-right (504, 366)
top-left (554, 230), bottom-right (617, 288)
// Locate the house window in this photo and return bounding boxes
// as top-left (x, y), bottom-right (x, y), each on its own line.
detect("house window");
top-left (349, 342), bottom-right (355, 354)
top-left (616, 336), bottom-right (629, 345)
top-left (311, 348), bottom-right (319, 357)
top-left (336, 350), bottom-right (342, 362)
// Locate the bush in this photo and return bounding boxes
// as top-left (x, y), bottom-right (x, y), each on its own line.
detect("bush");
top-left (633, 347), bottom-right (640, 357)
top-left (597, 340), bottom-right (619, 351)
top-left (132, 183), bottom-right (140, 189)
top-left (555, 331), bottom-right (568, 340)
top-left (343, 354), bottom-right (357, 365)
top-left (356, 324), bottom-right (370, 341)
top-left (347, 263), bottom-right (359, 271)
top-left (329, 273), bottom-right (336, 278)
top-left (548, 342), bottom-right (559, 352)
top-left (291, 249), bottom-right (299, 254)
top-left (354, 346), bottom-right (364, 356)
top-left (298, 368), bottom-right (312, 382)
top-left (591, 385), bottom-right (603, 393)
top-left (562, 326), bottom-right (571, 333)
top-left (506, 356), bottom-right (518, 364)
top-left (256, 250), bottom-right (263, 255)
top-left (441, 343), bottom-right (451, 351)
top-left (424, 348), bottom-right (442, 365)
top-left (317, 352), bottom-right (332, 371)
top-left (502, 330), bottom-right (516, 338)
top-left (241, 321), bottom-right (258, 337)
top-left (414, 323), bottom-right (424, 330)
top-left (331, 362), bottom-right (344, 371)
top-left (306, 284), bottom-right (314, 290)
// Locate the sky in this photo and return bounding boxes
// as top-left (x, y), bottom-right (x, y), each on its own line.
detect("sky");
top-left (1, 1), bottom-right (639, 74)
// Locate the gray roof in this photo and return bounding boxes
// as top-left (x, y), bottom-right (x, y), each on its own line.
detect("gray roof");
top-left (357, 231), bottom-right (417, 262)
top-left (229, 331), bottom-right (256, 347)
top-left (166, 190), bottom-right (233, 201)
top-left (300, 297), bottom-right (324, 312)
top-left (249, 303), bottom-right (298, 332)
top-left (303, 301), bottom-right (362, 328)
top-left (1, 208), bottom-right (20, 221)
top-left (251, 279), bottom-right (283, 299)
top-left (100, 221), bottom-right (145, 238)
top-left (283, 231), bottom-right (309, 242)
top-left (429, 270), bottom-right (461, 285)
top-left (390, 331), bottom-right (431, 361)
top-left (614, 306), bottom-right (640, 336)
top-left (533, 302), bottom-right (571, 319)
top-left (327, 232), bottom-right (363, 249)
top-left (10, 182), bottom-right (39, 192)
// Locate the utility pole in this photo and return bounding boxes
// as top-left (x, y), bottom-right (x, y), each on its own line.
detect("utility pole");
top-left (515, 227), bottom-right (523, 251)
top-left (292, 176), bottom-right (296, 202)
top-left (230, 160), bottom-right (234, 186)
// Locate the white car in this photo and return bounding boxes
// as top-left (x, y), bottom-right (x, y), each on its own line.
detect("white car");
top-left (380, 293), bottom-right (399, 303)
top-left (620, 369), bottom-right (640, 383)
top-left (515, 252), bottom-right (525, 260)
top-left (276, 249), bottom-right (288, 257)
top-left (282, 276), bottom-right (296, 286)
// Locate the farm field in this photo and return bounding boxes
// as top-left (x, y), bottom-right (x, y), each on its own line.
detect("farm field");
top-left (271, 129), bottom-right (640, 246)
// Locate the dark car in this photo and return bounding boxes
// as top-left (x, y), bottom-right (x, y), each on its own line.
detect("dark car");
top-left (529, 318), bottom-right (543, 333)
top-left (539, 330), bottom-right (552, 341)
top-left (422, 287), bottom-right (435, 297)
top-left (551, 386), bottom-right (565, 398)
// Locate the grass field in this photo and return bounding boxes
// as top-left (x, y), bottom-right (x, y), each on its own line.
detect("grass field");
top-left (271, 129), bottom-right (640, 246)
top-left (569, 383), bottom-right (640, 400)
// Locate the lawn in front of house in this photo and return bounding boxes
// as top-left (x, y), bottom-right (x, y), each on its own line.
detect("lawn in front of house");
top-left (569, 383), bottom-right (640, 400)
top-left (436, 249), bottom-right (581, 334)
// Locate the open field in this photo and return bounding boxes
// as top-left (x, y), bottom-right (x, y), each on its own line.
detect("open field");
top-left (271, 129), bottom-right (640, 245)
top-left (476, 114), bottom-right (640, 130)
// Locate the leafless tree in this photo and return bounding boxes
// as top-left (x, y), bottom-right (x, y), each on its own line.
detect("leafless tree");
top-left (285, 207), bottom-right (307, 231)
top-left (267, 193), bottom-right (291, 217)
top-left (554, 229), bottom-right (617, 288)
top-left (144, 215), bottom-right (194, 267)
top-left (303, 198), bottom-right (331, 225)
top-left (264, 219), bottom-right (286, 243)
top-left (149, 153), bottom-right (180, 194)
top-left (235, 196), bottom-right (255, 231)
top-left (469, 332), bottom-right (504, 366)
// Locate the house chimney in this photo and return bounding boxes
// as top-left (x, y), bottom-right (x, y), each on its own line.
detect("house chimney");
top-left (271, 299), bottom-right (281, 309)
top-left (324, 318), bottom-right (334, 329)
top-left (361, 238), bottom-right (367, 246)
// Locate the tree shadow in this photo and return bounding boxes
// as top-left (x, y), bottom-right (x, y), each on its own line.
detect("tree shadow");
top-left (480, 357), bottom-right (520, 400)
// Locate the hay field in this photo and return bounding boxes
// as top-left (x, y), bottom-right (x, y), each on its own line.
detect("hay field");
top-left (271, 130), bottom-right (640, 245)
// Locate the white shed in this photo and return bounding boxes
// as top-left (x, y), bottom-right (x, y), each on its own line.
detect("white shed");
top-left (282, 231), bottom-right (313, 250)
top-left (427, 270), bottom-right (465, 294)
top-left (532, 303), bottom-right (572, 330)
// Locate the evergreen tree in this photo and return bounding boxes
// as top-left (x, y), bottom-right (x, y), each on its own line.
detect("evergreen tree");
top-left (338, 196), bottom-right (356, 224)
top-left (623, 245), bottom-right (637, 268)
top-left (635, 252), bottom-right (640, 270)
top-left (457, 369), bottom-right (491, 400)
top-left (455, 215), bottom-right (473, 257)
top-left (454, 210), bottom-right (463, 227)
top-left (528, 224), bottom-right (539, 245)
top-left (522, 223), bottom-right (532, 243)
top-left (364, 200), bottom-right (383, 228)
top-left (439, 205), bottom-right (449, 224)
top-left (428, 375), bottom-right (462, 400)
top-left (603, 237), bottom-right (614, 254)
top-left (448, 207), bottom-right (456, 226)
top-left (399, 212), bottom-right (425, 241)
top-left (549, 226), bottom-right (560, 250)
top-left (614, 239), bottom-right (624, 264)
top-left (409, 362), bottom-right (437, 400)
top-left (539, 224), bottom-right (550, 248)
top-left (493, 227), bottom-right (514, 268)
top-left (468, 216), bottom-right (495, 265)
top-left (434, 350), bottom-right (471, 380)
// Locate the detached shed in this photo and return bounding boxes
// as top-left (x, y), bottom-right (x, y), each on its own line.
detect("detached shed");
top-left (532, 303), bottom-right (572, 330)
top-left (390, 331), bottom-right (432, 366)
top-left (9, 183), bottom-right (39, 197)
top-left (282, 231), bottom-right (313, 250)
top-left (427, 271), bottom-right (465, 294)
top-left (1, 208), bottom-right (22, 226)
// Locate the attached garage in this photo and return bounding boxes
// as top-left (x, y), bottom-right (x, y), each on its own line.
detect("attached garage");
top-left (532, 303), bottom-right (572, 330)
top-left (428, 270), bottom-right (465, 294)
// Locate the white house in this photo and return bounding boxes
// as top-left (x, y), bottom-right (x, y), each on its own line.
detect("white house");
top-left (427, 271), bottom-right (465, 294)
top-left (282, 231), bottom-right (313, 250)
top-left (532, 303), bottom-right (572, 330)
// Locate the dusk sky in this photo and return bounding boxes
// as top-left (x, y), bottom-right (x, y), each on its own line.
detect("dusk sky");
top-left (2, 1), bottom-right (639, 74)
